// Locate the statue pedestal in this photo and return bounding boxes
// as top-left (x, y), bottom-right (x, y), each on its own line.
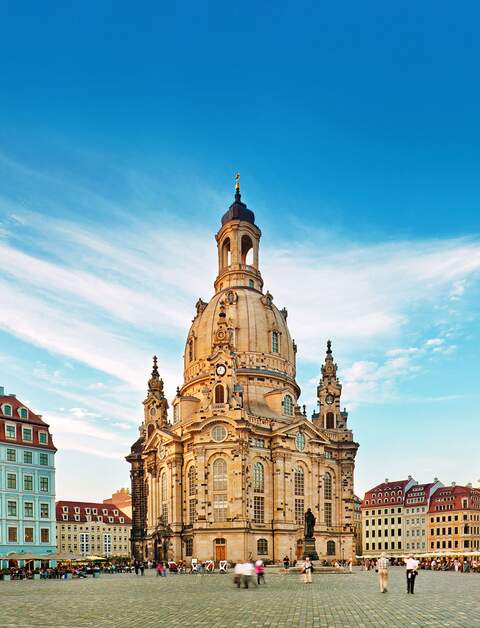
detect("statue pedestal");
top-left (303, 537), bottom-right (319, 560)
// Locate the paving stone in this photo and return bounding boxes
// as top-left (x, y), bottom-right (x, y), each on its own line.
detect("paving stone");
top-left (1, 568), bottom-right (480, 627)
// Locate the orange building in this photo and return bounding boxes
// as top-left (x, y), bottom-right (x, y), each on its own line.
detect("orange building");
top-left (428, 484), bottom-right (480, 553)
top-left (103, 488), bottom-right (132, 519)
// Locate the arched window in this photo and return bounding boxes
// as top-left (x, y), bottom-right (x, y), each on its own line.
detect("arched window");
top-left (185, 538), bottom-right (193, 556)
top-left (213, 459), bottom-right (227, 492)
top-left (257, 538), bottom-right (268, 555)
top-left (214, 384), bottom-right (225, 404)
top-left (272, 331), bottom-right (279, 353)
top-left (188, 339), bottom-right (194, 362)
top-left (327, 540), bottom-right (335, 556)
top-left (222, 238), bottom-right (232, 268)
top-left (294, 466), bottom-right (304, 496)
top-left (241, 234), bottom-right (253, 266)
top-left (283, 394), bottom-right (293, 416)
top-left (253, 462), bottom-right (264, 493)
top-left (324, 473), bottom-right (332, 501)
top-left (326, 412), bottom-right (335, 429)
top-left (188, 466), bottom-right (196, 524)
top-left (161, 472), bottom-right (168, 525)
top-left (2, 404), bottom-right (12, 417)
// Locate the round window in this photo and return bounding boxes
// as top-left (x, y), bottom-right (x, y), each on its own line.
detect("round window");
top-left (211, 425), bottom-right (227, 443)
top-left (295, 431), bottom-right (305, 451)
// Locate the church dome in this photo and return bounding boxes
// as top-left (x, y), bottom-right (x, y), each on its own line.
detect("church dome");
top-left (180, 184), bottom-right (299, 417)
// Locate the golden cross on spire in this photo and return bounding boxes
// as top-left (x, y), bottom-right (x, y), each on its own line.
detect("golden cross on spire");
top-left (235, 172), bottom-right (240, 192)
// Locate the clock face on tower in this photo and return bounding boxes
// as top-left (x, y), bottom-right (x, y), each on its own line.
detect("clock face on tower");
top-left (325, 393), bottom-right (335, 405)
top-left (216, 364), bottom-right (227, 377)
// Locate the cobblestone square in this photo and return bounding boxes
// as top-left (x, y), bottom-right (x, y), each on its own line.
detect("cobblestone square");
top-left (1, 568), bottom-right (480, 627)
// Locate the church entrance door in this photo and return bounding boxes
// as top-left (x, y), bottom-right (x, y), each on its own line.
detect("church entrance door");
top-left (214, 538), bottom-right (226, 561)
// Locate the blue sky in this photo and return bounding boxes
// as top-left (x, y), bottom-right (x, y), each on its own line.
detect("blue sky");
top-left (0, 1), bottom-right (479, 500)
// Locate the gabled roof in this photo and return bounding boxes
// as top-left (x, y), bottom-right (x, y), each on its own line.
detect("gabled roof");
top-left (56, 500), bottom-right (132, 524)
top-left (0, 394), bottom-right (56, 451)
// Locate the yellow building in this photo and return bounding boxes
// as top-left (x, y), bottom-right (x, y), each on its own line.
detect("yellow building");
top-left (56, 501), bottom-right (131, 558)
top-left (428, 484), bottom-right (480, 553)
top-left (128, 183), bottom-right (359, 564)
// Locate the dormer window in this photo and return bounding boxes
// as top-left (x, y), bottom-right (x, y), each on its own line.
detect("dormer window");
top-left (74, 514), bottom-right (80, 521)
top-left (2, 404), bottom-right (12, 417)
top-left (98, 515), bottom-right (103, 522)
top-left (92, 508), bottom-right (97, 515)
top-left (109, 516), bottom-right (114, 523)
top-left (62, 514), bottom-right (68, 521)
top-left (5, 424), bottom-right (16, 439)
top-left (103, 509), bottom-right (108, 516)
top-left (85, 508), bottom-right (91, 514)
top-left (114, 510), bottom-right (119, 516)
top-left (22, 427), bottom-right (33, 442)
top-left (19, 407), bottom-right (28, 419)
top-left (63, 506), bottom-right (68, 513)
top-left (119, 517), bottom-right (124, 523)
top-left (38, 432), bottom-right (48, 445)
top-left (283, 394), bottom-right (293, 417)
top-left (74, 507), bottom-right (80, 514)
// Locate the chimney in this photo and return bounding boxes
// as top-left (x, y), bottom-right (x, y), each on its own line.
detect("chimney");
top-left (434, 477), bottom-right (438, 482)
top-left (451, 481), bottom-right (456, 487)
top-left (408, 475), bottom-right (412, 480)
top-left (467, 483), bottom-right (472, 488)
top-left (385, 478), bottom-right (389, 483)
top-left (0, 386), bottom-right (4, 395)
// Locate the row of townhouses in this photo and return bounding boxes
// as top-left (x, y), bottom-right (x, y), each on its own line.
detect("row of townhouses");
top-left (0, 387), bottom-right (131, 567)
top-left (360, 477), bottom-right (480, 557)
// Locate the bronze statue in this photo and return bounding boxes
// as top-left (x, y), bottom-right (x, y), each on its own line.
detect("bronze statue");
top-left (304, 508), bottom-right (315, 539)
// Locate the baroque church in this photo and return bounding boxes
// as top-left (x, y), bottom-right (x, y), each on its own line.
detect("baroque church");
top-left (127, 181), bottom-right (359, 564)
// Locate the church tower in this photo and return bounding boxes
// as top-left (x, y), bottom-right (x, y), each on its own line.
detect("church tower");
top-left (314, 341), bottom-right (348, 430)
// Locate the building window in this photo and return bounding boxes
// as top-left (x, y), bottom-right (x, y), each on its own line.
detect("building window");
top-left (25, 527), bottom-right (34, 543)
top-left (161, 473), bottom-right (168, 525)
top-left (185, 538), bottom-right (193, 556)
top-left (213, 495), bottom-right (228, 522)
top-left (257, 538), bottom-right (268, 555)
top-left (295, 498), bottom-right (304, 525)
top-left (39, 432), bottom-right (48, 445)
top-left (24, 475), bottom-right (33, 491)
top-left (2, 403), bottom-right (13, 416)
top-left (22, 427), bottom-right (33, 441)
top-left (324, 472), bottom-right (333, 500)
top-left (295, 431), bottom-right (306, 452)
top-left (7, 473), bottom-right (17, 489)
top-left (38, 453), bottom-right (49, 466)
top-left (325, 502), bottom-right (332, 527)
top-left (40, 503), bottom-right (49, 518)
top-left (326, 412), bottom-right (335, 429)
top-left (253, 496), bottom-right (265, 523)
top-left (39, 477), bottom-right (49, 492)
top-left (104, 533), bottom-right (112, 556)
top-left (188, 339), bottom-right (194, 362)
top-left (272, 331), bottom-right (279, 353)
top-left (211, 424), bottom-right (227, 442)
top-left (7, 501), bottom-right (17, 516)
top-left (24, 502), bottom-right (34, 518)
top-left (8, 527), bottom-right (17, 543)
top-left (213, 459), bottom-right (228, 492)
top-left (253, 462), bottom-right (265, 493)
top-left (214, 384), bottom-right (225, 404)
top-left (5, 424), bottom-right (16, 439)
top-left (19, 407), bottom-right (28, 419)
top-left (188, 466), bottom-right (196, 524)
top-left (80, 532), bottom-right (89, 554)
top-left (251, 437), bottom-right (265, 448)
top-left (249, 279), bottom-right (254, 288)
top-left (23, 451), bottom-right (33, 464)
top-left (283, 394), bottom-right (293, 416)
top-left (6, 448), bottom-right (16, 462)
top-left (294, 466), bottom-right (304, 496)
top-left (327, 540), bottom-right (336, 556)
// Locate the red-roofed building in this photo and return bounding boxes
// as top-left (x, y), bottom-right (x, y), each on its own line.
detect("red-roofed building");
top-left (56, 500), bottom-right (131, 558)
top-left (361, 477), bottom-right (417, 556)
top-left (427, 484), bottom-right (480, 553)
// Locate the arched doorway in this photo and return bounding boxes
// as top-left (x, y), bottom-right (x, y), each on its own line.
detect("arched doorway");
top-left (296, 539), bottom-right (304, 561)
top-left (214, 538), bottom-right (226, 561)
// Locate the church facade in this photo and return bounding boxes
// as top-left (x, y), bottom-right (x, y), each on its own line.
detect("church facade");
top-left (127, 183), bottom-right (359, 564)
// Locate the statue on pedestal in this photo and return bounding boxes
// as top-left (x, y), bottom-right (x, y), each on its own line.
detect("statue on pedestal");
top-left (305, 508), bottom-right (315, 538)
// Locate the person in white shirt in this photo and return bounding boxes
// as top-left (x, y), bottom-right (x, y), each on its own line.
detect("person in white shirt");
top-left (377, 552), bottom-right (390, 593)
top-left (405, 555), bottom-right (419, 594)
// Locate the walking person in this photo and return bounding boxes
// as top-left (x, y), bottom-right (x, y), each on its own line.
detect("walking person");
top-left (255, 559), bottom-right (265, 585)
top-left (303, 557), bottom-right (313, 584)
top-left (377, 552), bottom-right (389, 593)
top-left (134, 561), bottom-right (139, 576)
top-left (139, 562), bottom-right (145, 576)
top-left (283, 556), bottom-right (290, 571)
top-left (405, 555), bottom-right (419, 594)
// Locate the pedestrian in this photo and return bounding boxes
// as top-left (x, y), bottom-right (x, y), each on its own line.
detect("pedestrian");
top-left (377, 552), bottom-right (389, 593)
top-left (255, 559), bottom-right (265, 585)
top-left (405, 555), bottom-right (419, 594)
top-left (303, 557), bottom-right (313, 584)
top-left (139, 562), bottom-right (145, 576)
top-left (233, 562), bottom-right (242, 588)
top-left (156, 563), bottom-right (162, 577)
top-left (242, 561), bottom-right (255, 588)
top-left (134, 561), bottom-right (139, 576)
top-left (283, 556), bottom-right (290, 571)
